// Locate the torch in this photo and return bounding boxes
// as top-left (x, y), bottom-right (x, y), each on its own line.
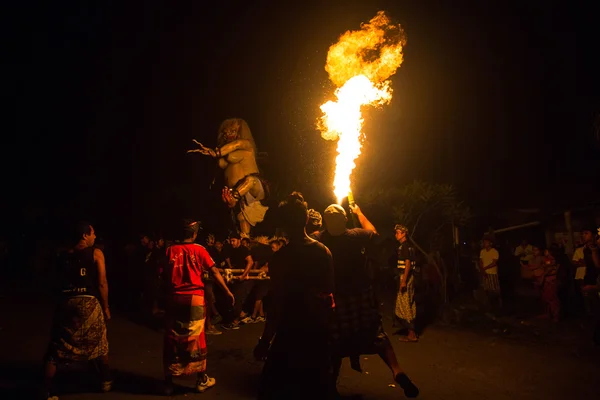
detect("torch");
top-left (347, 190), bottom-right (360, 227)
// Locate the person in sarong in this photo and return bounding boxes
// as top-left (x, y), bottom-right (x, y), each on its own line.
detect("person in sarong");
top-left (254, 192), bottom-right (336, 400)
top-left (313, 204), bottom-right (419, 398)
top-left (40, 222), bottom-right (111, 400)
top-left (479, 235), bottom-right (502, 310)
top-left (394, 224), bottom-right (418, 342)
top-left (161, 220), bottom-right (235, 395)
top-left (538, 248), bottom-right (560, 322)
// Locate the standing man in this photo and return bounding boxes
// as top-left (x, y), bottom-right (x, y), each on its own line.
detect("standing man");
top-left (161, 220), bottom-right (234, 395)
top-left (222, 232), bottom-right (254, 329)
top-left (203, 234), bottom-right (222, 335)
top-left (313, 204), bottom-right (419, 398)
top-left (480, 235), bottom-right (502, 309)
top-left (394, 224), bottom-right (418, 342)
top-left (515, 239), bottom-right (534, 281)
top-left (254, 192), bottom-right (336, 400)
top-left (40, 222), bottom-right (111, 399)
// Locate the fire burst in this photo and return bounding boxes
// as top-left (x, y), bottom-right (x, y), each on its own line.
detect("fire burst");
top-left (318, 11), bottom-right (406, 204)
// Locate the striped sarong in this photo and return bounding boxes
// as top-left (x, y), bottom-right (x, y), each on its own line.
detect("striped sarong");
top-left (483, 273), bottom-right (501, 293)
top-left (163, 294), bottom-right (207, 376)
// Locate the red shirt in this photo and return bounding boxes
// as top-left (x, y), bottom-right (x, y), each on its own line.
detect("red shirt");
top-left (165, 243), bottom-right (215, 296)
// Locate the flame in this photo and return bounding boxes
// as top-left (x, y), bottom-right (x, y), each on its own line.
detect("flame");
top-left (318, 11), bottom-right (406, 204)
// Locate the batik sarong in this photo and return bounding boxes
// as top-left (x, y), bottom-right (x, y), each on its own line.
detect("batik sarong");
top-left (45, 295), bottom-right (109, 363)
top-left (395, 274), bottom-right (416, 329)
top-left (163, 294), bottom-right (207, 376)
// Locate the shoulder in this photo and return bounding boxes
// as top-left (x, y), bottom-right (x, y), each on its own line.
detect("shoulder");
top-left (93, 247), bottom-right (105, 259)
top-left (349, 228), bottom-right (375, 239)
top-left (310, 239), bottom-right (332, 257)
top-left (492, 248), bottom-right (499, 256)
top-left (192, 243), bottom-right (209, 252)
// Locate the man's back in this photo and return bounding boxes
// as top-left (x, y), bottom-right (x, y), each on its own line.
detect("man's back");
top-left (165, 243), bottom-right (214, 295)
top-left (56, 247), bottom-right (99, 298)
top-left (270, 239), bottom-right (334, 331)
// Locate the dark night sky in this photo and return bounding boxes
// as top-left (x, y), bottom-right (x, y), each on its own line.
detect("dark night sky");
top-left (3, 0), bottom-right (600, 240)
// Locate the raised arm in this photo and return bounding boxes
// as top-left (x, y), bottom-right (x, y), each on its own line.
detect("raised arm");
top-left (349, 203), bottom-right (377, 234)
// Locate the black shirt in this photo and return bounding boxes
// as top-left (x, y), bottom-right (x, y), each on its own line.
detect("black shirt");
top-left (56, 247), bottom-right (99, 299)
top-left (227, 245), bottom-right (251, 269)
top-left (251, 243), bottom-right (272, 269)
top-left (312, 228), bottom-right (375, 294)
top-left (270, 239), bottom-right (334, 333)
top-left (207, 246), bottom-right (226, 268)
top-left (397, 241), bottom-right (414, 269)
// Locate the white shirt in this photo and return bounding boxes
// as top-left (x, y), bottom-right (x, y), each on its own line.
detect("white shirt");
top-left (514, 245), bottom-right (533, 263)
top-left (480, 248), bottom-right (499, 274)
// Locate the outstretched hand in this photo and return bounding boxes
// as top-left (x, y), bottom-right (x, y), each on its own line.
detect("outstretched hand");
top-left (187, 139), bottom-right (216, 157)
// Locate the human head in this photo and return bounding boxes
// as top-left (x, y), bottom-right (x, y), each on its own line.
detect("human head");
top-left (323, 204), bottom-right (347, 236)
top-left (182, 219), bottom-right (201, 242)
top-left (241, 237), bottom-right (250, 249)
top-left (482, 235), bottom-right (494, 249)
top-left (532, 245), bottom-right (542, 256)
top-left (270, 239), bottom-right (282, 253)
top-left (215, 240), bottom-right (223, 252)
top-left (582, 227), bottom-right (595, 245)
top-left (394, 224), bottom-right (408, 242)
top-left (277, 191), bottom-right (308, 235)
top-left (229, 232), bottom-right (242, 248)
top-left (140, 234), bottom-right (151, 247)
top-left (75, 221), bottom-right (96, 247)
top-left (521, 239), bottom-right (528, 247)
top-left (206, 234), bottom-right (215, 246)
top-left (307, 208), bottom-right (323, 232)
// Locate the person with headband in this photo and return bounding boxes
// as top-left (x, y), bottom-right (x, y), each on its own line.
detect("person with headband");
top-left (394, 224), bottom-right (419, 342)
top-left (306, 208), bottom-right (323, 236)
top-left (161, 219), bottom-right (234, 395)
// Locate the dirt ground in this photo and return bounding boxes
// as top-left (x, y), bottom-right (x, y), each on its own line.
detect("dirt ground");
top-left (1, 287), bottom-right (599, 400)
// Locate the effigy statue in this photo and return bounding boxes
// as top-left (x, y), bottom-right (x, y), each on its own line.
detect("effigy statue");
top-left (188, 118), bottom-right (268, 235)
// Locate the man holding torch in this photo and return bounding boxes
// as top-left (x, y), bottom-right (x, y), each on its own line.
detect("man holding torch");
top-left (312, 202), bottom-right (419, 398)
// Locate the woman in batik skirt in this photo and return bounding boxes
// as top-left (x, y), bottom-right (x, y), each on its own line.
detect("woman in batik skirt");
top-left (161, 220), bottom-right (234, 395)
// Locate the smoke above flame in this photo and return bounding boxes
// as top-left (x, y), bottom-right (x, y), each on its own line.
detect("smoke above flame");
top-left (318, 11), bottom-right (406, 204)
